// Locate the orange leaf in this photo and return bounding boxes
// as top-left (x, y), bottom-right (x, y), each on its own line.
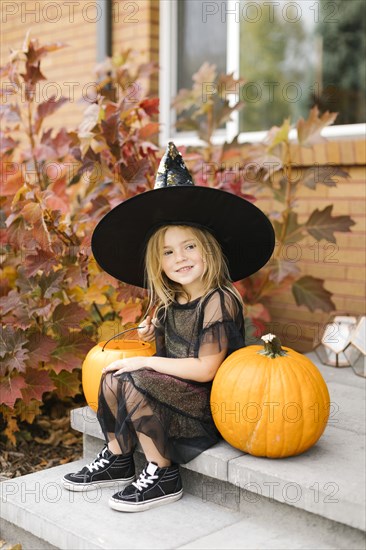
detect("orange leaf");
top-left (118, 301), bottom-right (142, 325)
top-left (297, 106), bottom-right (338, 147)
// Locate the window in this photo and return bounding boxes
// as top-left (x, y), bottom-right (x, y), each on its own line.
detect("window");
top-left (160, 0), bottom-right (366, 144)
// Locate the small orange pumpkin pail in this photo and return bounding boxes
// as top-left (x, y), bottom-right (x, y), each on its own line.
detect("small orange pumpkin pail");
top-left (82, 338), bottom-right (154, 412)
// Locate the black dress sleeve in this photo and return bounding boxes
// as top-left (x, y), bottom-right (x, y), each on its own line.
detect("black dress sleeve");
top-left (197, 289), bottom-right (245, 359)
top-left (154, 308), bottom-right (167, 357)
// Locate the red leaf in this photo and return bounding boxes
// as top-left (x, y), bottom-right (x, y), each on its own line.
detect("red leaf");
top-left (101, 111), bottom-right (120, 144)
top-left (43, 179), bottom-right (70, 214)
top-left (1, 348), bottom-right (29, 377)
top-left (64, 263), bottom-right (89, 288)
top-left (139, 98), bottom-right (159, 116)
top-left (25, 38), bottom-right (67, 66)
top-left (51, 333), bottom-right (95, 373)
top-left (26, 333), bottom-right (58, 368)
top-left (21, 368), bottom-right (56, 404)
top-left (0, 290), bottom-right (31, 330)
top-left (0, 375), bottom-right (28, 408)
top-left (24, 249), bottom-right (58, 277)
top-left (20, 202), bottom-right (51, 250)
top-left (52, 303), bottom-right (89, 336)
top-left (0, 326), bottom-right (29, 376)
top-left (21, 62), bottom-right (46, 88)
top-left (0, 289), bottom-right (22, 315)
top-left (34, 97), bottom-right (68, 133)
top-left (116, 285), bottom-right (147, 302)
top-left (0, 133), bottom-right (18, 154)
top-left (0, 162), bottom-right (23, 196)
top-left (41, 127), bottom-right (73, 158)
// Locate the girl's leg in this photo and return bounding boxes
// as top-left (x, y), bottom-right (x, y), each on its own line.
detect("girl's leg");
top-left (100, 372), bottom-right (172, 466)
top-left (98, 373), bottom-right (137, 455)
top-left (138, 433), bottom-right (171, 468)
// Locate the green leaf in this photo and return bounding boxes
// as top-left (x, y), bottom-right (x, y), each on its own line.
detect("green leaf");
top-left (292, 276), bottom-right (335, 312)
top-left (50, 369), bottom-right (81, 398)
top-left (265, 119), bottom-right (291, 151)
top-left (305, 205), bottom-right (355, 243)
top-left (302, 166), bottom-right (349, 189)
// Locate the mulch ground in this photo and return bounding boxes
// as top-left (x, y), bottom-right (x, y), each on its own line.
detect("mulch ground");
top-left (0, 408), bottom-right (84, 481)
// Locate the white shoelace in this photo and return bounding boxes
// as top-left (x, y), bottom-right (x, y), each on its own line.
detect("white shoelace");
top-left (132, 468), bottom-right (158, 491)
top-left (86, 447), bottom-right (110, 473)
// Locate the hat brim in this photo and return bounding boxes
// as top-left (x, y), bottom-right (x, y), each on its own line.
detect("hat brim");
top-left (91, 186), bottom-right (275, 287)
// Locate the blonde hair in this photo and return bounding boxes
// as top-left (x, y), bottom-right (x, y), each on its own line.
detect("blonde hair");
top-left (144, 224), bottom-right (243, 319)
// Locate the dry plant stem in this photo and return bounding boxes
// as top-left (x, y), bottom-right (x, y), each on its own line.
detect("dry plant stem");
top-left (277, 140), bottom-right (293, 259)
top-left (26, 101), bottom-right (43, 190)
top-left (93, 302), bottom-right (105, 322)
top-left (250, 142), bottom-right (293, 303)
top-left (206, 104), bottom-right (215, 186)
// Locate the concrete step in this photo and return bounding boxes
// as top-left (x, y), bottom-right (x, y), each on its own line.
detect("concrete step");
top-left (1, 461), bottom-right (365, 550)
top-left (70, 358), bottom-right (366, 532)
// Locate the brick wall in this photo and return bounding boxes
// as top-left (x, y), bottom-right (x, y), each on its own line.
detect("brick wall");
top-left (0, 0), bottom-right (159, 129)
top-left (112, 0), bottom-right (159, 95)
top-left (254, 141), bottom-right (366, 352)
top-left (0, 0), bottom-right (99, 129)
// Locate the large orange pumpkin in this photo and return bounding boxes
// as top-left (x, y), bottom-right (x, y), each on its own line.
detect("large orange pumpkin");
top-left (82, 340), bottom-right (154, 411)
top-left (211, 334), bottom-right (330, 458)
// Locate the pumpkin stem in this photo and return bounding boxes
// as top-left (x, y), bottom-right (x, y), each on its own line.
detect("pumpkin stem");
top-left (259, 333), bottom-right (288, 359)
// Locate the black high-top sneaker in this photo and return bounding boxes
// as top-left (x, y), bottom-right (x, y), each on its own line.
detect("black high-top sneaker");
top-left (109, 461), bottom-right (183, 512)
top-left (62, 446), bottom-right (135, 491)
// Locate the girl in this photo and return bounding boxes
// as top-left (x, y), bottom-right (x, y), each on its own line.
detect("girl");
top-left (62, 143), bottom-right (275, 513)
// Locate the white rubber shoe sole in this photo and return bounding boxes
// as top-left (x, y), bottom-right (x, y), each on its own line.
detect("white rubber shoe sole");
top-left (62, 475), bottom-right (136, 492)
top-left (108, 488), bottom-right (183, 512)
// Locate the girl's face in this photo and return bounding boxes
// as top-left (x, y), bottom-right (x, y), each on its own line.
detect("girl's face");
top-left (161, 226), bottom-right (206, 297)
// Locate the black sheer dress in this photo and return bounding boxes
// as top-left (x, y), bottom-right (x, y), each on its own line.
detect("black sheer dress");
top-left (97, 288), bottom-right (245, 464)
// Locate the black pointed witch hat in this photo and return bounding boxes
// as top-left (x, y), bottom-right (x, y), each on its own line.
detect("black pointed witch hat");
top-left (91, 142), bottom-right (275, 287)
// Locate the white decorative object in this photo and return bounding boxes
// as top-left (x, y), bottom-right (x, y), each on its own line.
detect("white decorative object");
top-left (314, 315), bottom-right (358, 368)
top-left (344, 316), bottom-right (366, 378)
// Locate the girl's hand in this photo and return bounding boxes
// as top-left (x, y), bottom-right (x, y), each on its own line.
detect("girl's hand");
top-left (102, 356), bottom-right (150, 376)
top-left (137, 315), bottom-right (156, 342)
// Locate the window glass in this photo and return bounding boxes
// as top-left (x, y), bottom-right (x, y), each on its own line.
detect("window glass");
top-left (239, 0), bottom-right (365, 131)
top-left (177, 0), bottom-right (227, 91)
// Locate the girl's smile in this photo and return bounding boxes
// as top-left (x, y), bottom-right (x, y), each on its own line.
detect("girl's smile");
top-left (162, 227), bottom-right (206, 296)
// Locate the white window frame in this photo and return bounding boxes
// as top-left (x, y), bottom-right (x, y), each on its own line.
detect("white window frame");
top-left (159, 0), bottom-right (365, 146)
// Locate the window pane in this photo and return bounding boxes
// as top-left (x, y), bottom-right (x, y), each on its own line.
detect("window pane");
top-left (239, 0), bottom-right (366, 132)
top-left (177, 0), bottom-right (227, 91)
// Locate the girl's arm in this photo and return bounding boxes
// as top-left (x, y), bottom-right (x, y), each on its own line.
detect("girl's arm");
top-left (146, 353), bottom-right (226, 382)
top-left (103, 351), bottom-right (226, 383)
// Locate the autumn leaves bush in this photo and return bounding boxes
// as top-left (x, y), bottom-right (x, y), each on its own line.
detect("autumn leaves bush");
top-left (1, 37), bottom-right (158, 442)
top-left (0, 36), bottom-right (354, 444)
